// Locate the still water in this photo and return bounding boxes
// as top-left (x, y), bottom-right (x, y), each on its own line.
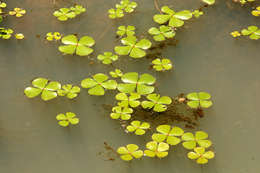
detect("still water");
top-left (0, 0), bottom-right (260, 172)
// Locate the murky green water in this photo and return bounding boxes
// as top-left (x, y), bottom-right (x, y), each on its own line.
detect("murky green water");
top-left (1, 0), bottom-right (260, 172)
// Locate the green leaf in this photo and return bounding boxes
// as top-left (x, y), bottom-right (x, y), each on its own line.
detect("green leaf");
top-left (183, 141), bottom-right (197, 149)
top-left (78, 36), bottom-right (95, 47)
top-left (69, 118), bottom-right (79, 125)
top-left (59, 45), bottom-right (77, 55)
top-left (81, 78), bottom-right (97, 88)
top-left (121, 72), bottom-right (138, 83)
top-left (32, 78), bottom-right (48, 89)
top-left (195, 131), bottom-right (208, 140)
top-left (45, 81), bottom-right (61, 91)
top-left (135, 39), bottom-right (152, 49)
top-left (187, 152), bottom-right (199, 159)
top-left (88, 85), bottom-right (105, 95)
top-left (101, 80), bottom-right (117, 89)
top-left (41, 90), bottom-right (57, 101)
top-left (117, 83), bottom-right (136, 93)
top-left (24, 87), bottom-right (42, 98)
top-left (153, 14), bottom-right (171, 24)
top-left (202, 0), bottom-right (215, 5)
top-left (200, 100), bottom-right (213, 108)
top-left (76, 45), bottom-right (93, 56)
top-left (56, 113), bottom-right (67, 120)
top-left (114, 46), bottom-right (132, 55)
top-left (58, 121), bottom-right (69, 127)
top-left (61, 35), bottom-right (78, 45)
top-left (174, 10), bottom-right (192, 20)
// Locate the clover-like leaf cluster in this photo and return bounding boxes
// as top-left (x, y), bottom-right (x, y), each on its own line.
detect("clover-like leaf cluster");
top-left (186, 92), bottom-right (213, 109)
top-left (57, 84), bottom-right (81, 99)
top-left (153, 6), bottom-right (192, 28)
top-left (148, 25), bottom-right (175, 41)
top-left (115, 35), bottom-right (152, 58)
top-left (81, 73), bottom-right (117, 96)
top-left (117, 144), bottom-right (143, 161)
top-left (126, 120), bottom-right (150, 135)
top-left (53, 5), bottom-right (86, 21)
top-left (141, 94), bottom-right (172, 112)
top-left (241, 25), bottom-right (260, 40)
top-left (9, 7), bottom-right (26, 17)
top-left (117, 25), bottom-right (135, 37)
top-left (108, 0), bottom-right (137, 19)
top-left (97, 52), bottom-right (118, 64)
top-left (58, 34), bottom-right (95, 56)
top-left (110, 69), bottom-right (123, 78)
top-left (46, 32), bottom-right (62, 41)
top-left (152, 58), bottom-right (173, 71)
top-left (0, 28), bottom-right (13, 39)
top-left (56, 112), bottom-right (79, 127)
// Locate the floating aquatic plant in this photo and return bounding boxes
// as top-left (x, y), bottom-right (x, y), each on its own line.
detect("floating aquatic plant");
top-left (202, 0), bottom-right (215, 5)
top-left (108, 8), bottom-right (124, 19)
top-left (9, 8), bottom-right (26, 17)
top-left (141, 94), bottom-right (172, 112)
top-left (148, 25), bottom-right (175, 41)
top-left (144, 141), bottom-right (169, 158)
top-left (126, 120), bottom-right (150, 135)
top-left (0, 28), bottom-right (13, 39)
top-left (152, 58), bottom-right (173, 71)
top-left (15, 33), bottom-right (24, 40)
top-left (53, 5), bottom-right (85, 21)
top-left (153, 6), bottom-right (192, 28)
top-left (24, 78), bottom-right (61, 101)
top-left (152, 125), bottom-right (184, 145)
top-left (187, 147), bottom-right (215, 164)
top-left (117, 72), bottom-right (156, 95)
top-left (114, 36), bottom-right (152, 58)
top-left (0, 2), bottom-right (6, 8)
top-left (192, 10), bottom-right (204, 18)
top-left (97, 52), bottom-right (118, 64)
top-left (110, 106), bottom-right (133, 120)
top-left (252, 6), bottom-right (260, 16)
top-left (110, 69), bottom-right (123, 78)
top-left (58, 34), bottom-right (95, 56)
top-left (57, 84), bottom-right (80, 99)
top-left (56, 112), bottom-right (79, 127)
top-left (182, 131), bottom-right (212, 149)
top-left (46, 32), bottom-right (62, 41)
top-left (230, 31), bottom-right (241, 38)
top-left (116, 92), bottom-right (141, 108)
top-left (117, 25), bottom-right (135, 37)
top-left (116, 0), bottom-right (137, 13)
top-left (186, 92), bottom-right (213, 109)
top-left (117, 144), bottom-right (143, 161)
top-left (81, 73), bottom-right (117, 96)
top-left (241, 25), bottom-right (260, 40)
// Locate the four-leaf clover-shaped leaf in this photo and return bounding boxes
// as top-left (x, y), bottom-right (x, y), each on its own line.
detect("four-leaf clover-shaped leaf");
top-left (117, 144), bottom-right (143, 161)
top-left (182, 131), bottom-right (212, 149)
top-left (117, 25), bottom-right (135, 37)
top-left (24, 78), bottom-right (61, 101)
top-left (186, 92), bottom-right (213, 109)
top-left (97, 52), bottom-right (118, 64)
top-left (153, 6), bottom-right (192, 28)
top-left (110, 69), bottom-right (123, 78)
top-left (57, 84), bottom-right (80, 99)
top-left (46, 32), bottom-right (62, 41)
top-left (116, 92), bottom-right (141, 108)
top-left (152, 58), bottom-right (173, 71)
top-left (152, 125), bottom-right (184, 145)
top-left (110, 106), bottom-right (133, 120)
top-left (56, 112), bottom-right (79, 127)
top-left (116, 0), bottom-right (138, 13)
top-left (108, 8), bottom-right (124, 19)
top-left (0, 28), bottom-right (13, 39)
top-left (126, 121), bottom-right (150, 135)
top-left (53, 8), bottom-right (76, 21)
top-left (117, 72), bottom-right (156, 95)
top-left (58, 34), bottom-right (95, 56)
top-left (81, 73), bottom-right (117, 96)
top-left (141, 94), bottom-right (172, 112)
top-left (115, 36), bottom-right (152, 58)
top-left (148, 25), bottom-right (176, 41)
top-left (70, 5), bottom-right (86, 15)
top-left (9, 8), bottom-right (26, 17)
top-left (241, 25), bottom-right (260, 40)
top-left (187, 147), bottom-right (215, 164)
top-left (144, 141), bottom-right (169, 158)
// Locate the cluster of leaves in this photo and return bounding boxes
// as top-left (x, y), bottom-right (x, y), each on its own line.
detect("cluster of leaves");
top-left (115, 36), bottom-right (152, 58)
top-left (153, 6), bottom-right (193, 28)
top-left (81, 73), bottom-right (117, 96)
top-left (0, 27), bottom-right (13, 39)
top-left (252, 6), bottom-right (260, 17)
top-left (97, 52), bottom-right (118, 64)
top-left (231, 26), bottom-right (260, 40)
top-left (9, 7), bottom-right (26, 17)
top-left (239, 0), bottom-right (255, 5)
top-left (24, 78), bottom-right (80, 101)
top-left (108, 0), bottom-right (137, 19)
top-left (148, 25), bottom-right (175, 41)
top-left (141, 94), bottom-right (172, 112)
top-left (58, 34), bottom-right (95, 56)
top-left (46, 32), bottom-right (62, 41)
top-left (152, 58), bottom-right (173, 71)
top-left (0, 1), bottom-right (6, 22)
top-left (53, 5), bottom-right (86, 21)
top-left (110, 69), bottom-right (123, 78)
top-left (116, 25), bottom-right (135, 37)
top-left (186, 92), bottom-right (213, 109)
top-left (56, 112), bottom-right (79, 127)
top-left (192, 10), bottom-right (204, 18)
top-left (117, 124), bottom-right (215, 163)
top-left (24, 78), bottom-right (62, 101)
